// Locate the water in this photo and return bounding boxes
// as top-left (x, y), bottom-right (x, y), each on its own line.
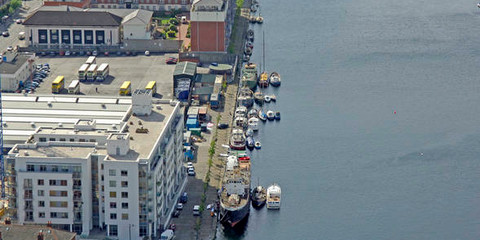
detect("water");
top-left (217, 0), bottom-right (480, 239)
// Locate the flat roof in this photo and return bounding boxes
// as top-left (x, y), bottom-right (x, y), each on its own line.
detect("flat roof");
top-left (110, 102), bottom-right (176, 160)
top-left (0, 55), bottom-right (30, 75)
top-left (0, 224), bottom-right (76, 240)
top-left (17, 145), bottom-right (106, 159)
top-left (2, 93), bottom-right (131, 147)
top-left (195, 74), bottom-right (216, 84)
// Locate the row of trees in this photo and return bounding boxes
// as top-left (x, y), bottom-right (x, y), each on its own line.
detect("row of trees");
top-left (0, 0), bottom-right (22, 18)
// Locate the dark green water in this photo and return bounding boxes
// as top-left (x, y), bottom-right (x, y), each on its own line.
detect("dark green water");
top-left (218, 0), bottom-right (480, 239)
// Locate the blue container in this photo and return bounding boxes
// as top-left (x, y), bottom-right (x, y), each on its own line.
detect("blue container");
top-left (186, 118), bottom-right (199, 130)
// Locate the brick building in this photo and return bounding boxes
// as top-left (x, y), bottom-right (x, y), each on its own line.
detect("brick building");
top-left (190, 0), bottom-right (234, 52)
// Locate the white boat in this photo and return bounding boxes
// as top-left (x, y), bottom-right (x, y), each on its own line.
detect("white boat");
top-left (235, 106), bottom-right (248, 118)
top-left (266, 183), bottom-right (281, 210)
top-left (234, 116), bottom-right (248, 129)
top-left (266, 110), bottom-right (275, 121)
top-left (245, 128), bottom-right (254, 137)
top-left (264, 95), bottom-right (271, 103)
top-left (254, 141), bottom-right (261, 149)
top-left (248, 117), bottom-right (259, 131)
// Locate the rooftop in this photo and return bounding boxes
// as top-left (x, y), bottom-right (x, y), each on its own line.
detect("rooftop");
top-left (0, 224), bottom-right (76, 240)
top-left (173, 61), bottom-right (197, 77)
top-left (192, 0), bottom-right (225, 11)
top-left (0, 55), bottom-right (30, 75)
top-left (16, 145), bottom-right (106, 159)
top-left (195, 74), bottom-right (216, 84)
top-left (23, 11), bottom-right (123, 26)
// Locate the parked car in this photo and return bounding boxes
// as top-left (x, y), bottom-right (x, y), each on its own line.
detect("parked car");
top-left (168, 223), bottom-right (176, 232)
top-left (176, 203), bottom-right (183, 210)
top-left (171, 210), bottom-right (180, 218)
top-left (2, 31), bottom-right (9, 37)
top-left (187, 162), bottom-right (194, 169)
top-left (166, 57), bottom-right (178, 64)
top-left (217, 123), bottom-right (229, 129)
top-left (193, 205), bottom-right (200, 216)
top-left (15, 19), bottom-right (22, 24)
top-left (179, 192), bottom-right (188, 203)
top-left (6, 46), bottom-right (13, 51)
top-left (145, 50), bottom-right (150, 56)
top-left (187, 168), bottom-right (195, 176)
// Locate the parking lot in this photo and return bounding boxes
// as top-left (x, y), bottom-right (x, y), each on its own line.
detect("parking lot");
top-left (30, 54), bottom-right (178, 98)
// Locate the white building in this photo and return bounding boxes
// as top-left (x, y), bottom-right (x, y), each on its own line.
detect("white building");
top-left (0, 51), bottom-right (34, 92)
top-left (7, 91), bottom-right (186, 239)
top-left (22, 7), bottom-right (153, 48)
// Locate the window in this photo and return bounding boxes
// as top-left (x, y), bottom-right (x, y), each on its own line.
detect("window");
top-left (61, 166), bottom-right (69, 172)
top-left (39, 212), bottom-right (45, 218)
top-left (61, 180), bottom-right (67, 186)
top-left (121, 192), bottom-right (128, 198)
top-left (49, 30), bottom-right (58, 44)
top-left (84, 30), bottom-right (93, 44)
top-left (110, 202), bottom-right (117, 208)
top-left (121, 181), bottom-right (128, 187)
top-left (109, 192), bottom-right (116, 198)
top-left (40, 165), bottom-right (46, 171)
top-left (50, 212), bottom-right (57, 218)
top-left (37, 179), bottom-right (44, 185)
top-left (60, 138), bottom-right (66, 141)
top-left (109, 181), bottom-right (116, 187)
top-left (60, 212), bottom-right (68, 218)
top-left (38, 190), bottom-right (44, 196)
top-left (49, 190), bottom-right (68, 197)
top-left (109, 169), bottom-right (116, 176)
top-left (38, 201), bottom-right (45, 207)
top-left (73, 30), bottom-right (82, 44)
top-left (90, 139), bottom-right (96, 142)
top-left (61, 29), bottom-right (70, 44)
top-left (95, 30), bottom-right (105, 44)
top-left (122, 202), bottom-right (128, 209)
top-left (121, 170), bottom-right (128, 176)
top-left (122, 213), bottom-right (128, 220)
top-left (27, 165), bottom-right (34, 172)
top-left (50, 201), bottom-right (68, 208)
top-left (49, 138), bottom-right (55, 141)
top-left (79, 139), bottom-right (85, 142)
top-left (109, 225), bottom-right (118, 236)
top-left (69, 138), bottom-right (74, 142)
top-left (110, 213), bottom-right (117, 220)
top-left (140, 225), bottom-right (147, 237)
top-left (52, 166), bottom-right (58, 172)
top-left (38, 29), bottom-right (47, 44)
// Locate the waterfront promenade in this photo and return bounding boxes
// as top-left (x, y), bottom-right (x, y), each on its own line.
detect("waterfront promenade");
top-left (172, 0), bottom-right (252, 239)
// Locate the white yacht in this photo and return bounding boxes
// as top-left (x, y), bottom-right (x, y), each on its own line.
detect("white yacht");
top-left (266, 183), bottom-right (281, 210)
top-left (248, 117), bottom-right (259, 131)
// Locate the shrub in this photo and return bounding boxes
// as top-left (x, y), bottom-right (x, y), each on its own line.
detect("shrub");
top-left (168, 24), bottom-right (178, 32)
top-left (166, 30), bottom-right (176, 38)
top-left (169, 18), bottom-right (179, 26)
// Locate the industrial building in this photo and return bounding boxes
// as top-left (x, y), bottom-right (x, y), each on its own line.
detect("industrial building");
top-left (5, 92), bottom-right (186, 239)
top-left (173, 61), bottom-right (197, 101)
top-left (190, 0), bottom-right (235, 52)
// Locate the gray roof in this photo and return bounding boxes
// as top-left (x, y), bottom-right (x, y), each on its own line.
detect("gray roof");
top-left (0, 55), bottom-right (29, 75)
top-left (192, 86), bottom-right (214, 95)
top-left (174, 61), bottom-right (197, 77)
top-left (122, 9), bottom-right (153, 25)
top-left (23, 11), bottom-right (123, 26)
top-left (0, 224), bottom-right (76, 240)
top-left (195, 74), bottom-right (216, 84)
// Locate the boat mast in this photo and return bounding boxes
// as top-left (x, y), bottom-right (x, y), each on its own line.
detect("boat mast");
top-left (262, 30), bottom-right (266, 72)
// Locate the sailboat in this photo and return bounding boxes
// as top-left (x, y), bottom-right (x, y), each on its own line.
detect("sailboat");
top-left (258, 31), bottom-right (269, 88)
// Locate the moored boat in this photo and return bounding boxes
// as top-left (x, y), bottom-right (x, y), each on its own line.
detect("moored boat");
top-left (266, 110), bottom-right (275, 121)
top-left (275, 111), bottom-right (281, 120)
top-left (234, 116), bottom-right (247, 129)
top-left (258, 109), bottom-right (267, 121)
top-left (237, 87), bottom-right (254, 108)
top-left (220, 156), bottom-right (251, 227)
top-left (258, 71), bottom-right (269, 88)
top-left (254, 141), bottom-right (261, 149)
top-left (247, 108), bottom-right (258, 119)
top-left (256, 16), bottom-right (264, 24)
top-left (241, 63), bottom-right (258, 90)
top-left (235, 106), bottom-right (248, 118)
top-left (248, 117), bottom-right (259, 131)
top-left (245, 128), bottom-right (254, 137)
top-left (251, 185), bottom-right (266, 208)
top-left (229, 128), bottom-right (246, 150)
top-left (246, 136), bottom-right (255, 150)
top-left (254, 90), bottom-right (264, 105)
top-left (247, 29), bottom-right (254, 41)
top-left (264, 95), bottom-right (271, 103)
top-left (269, 72), bottom-right (281, 87)
top-left (266, 183), bottom-right (281, 210)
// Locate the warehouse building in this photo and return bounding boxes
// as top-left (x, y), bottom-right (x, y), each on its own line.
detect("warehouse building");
top-left (5, 92), bottom-right (186, 239)
top-left (0, 51), bottom-right (35, 92)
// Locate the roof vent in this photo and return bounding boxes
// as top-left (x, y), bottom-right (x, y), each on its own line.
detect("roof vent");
top-left (58, 123), bottom-right (63, 127)
top-left (3, 122), bottom-right (6, 127)
top-left (112, 124), bottom-right (117, 129)
top-left (24, 151), bottom-right (29, 156)
top-left (30, 122), bottom-right (35, 127)
top-left (47, 101), bottom-right (52, 106)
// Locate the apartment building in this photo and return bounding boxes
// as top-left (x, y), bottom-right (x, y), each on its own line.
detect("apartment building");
top-left (6, 91), bottom-right (186, 239)
top-left (94, 0), bottom-right (192, 11)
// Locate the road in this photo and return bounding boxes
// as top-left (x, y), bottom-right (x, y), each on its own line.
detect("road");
top-left (0, 0), bottom-right (42, 53)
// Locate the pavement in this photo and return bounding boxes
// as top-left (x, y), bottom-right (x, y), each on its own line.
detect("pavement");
top-left (0, 0), bottom-right (43, 52)
top-left (178, 22), bottom-right (190, 52)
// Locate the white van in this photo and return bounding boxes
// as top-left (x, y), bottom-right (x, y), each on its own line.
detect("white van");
top-left (181, 16), bottom-right (187, 24)
top-left (160, 229), bottom-right (174, 240)
top-left (18, 32), bottom-right (25, 40)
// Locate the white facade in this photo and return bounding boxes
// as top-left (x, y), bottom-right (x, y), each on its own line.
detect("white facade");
top-left (7, 97), bottom-right (186, 239)
top-left (191, 0), bottom-right (228, 22)
top-left (25, 26), bottom-right (121, 47)
top-left (0, 53), bottom-right (34, 91)
top-left (122, 10), bottom-right (152, 40)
